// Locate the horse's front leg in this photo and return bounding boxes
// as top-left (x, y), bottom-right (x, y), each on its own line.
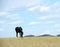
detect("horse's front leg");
top-left (16, 32), bottom-right (18, 38)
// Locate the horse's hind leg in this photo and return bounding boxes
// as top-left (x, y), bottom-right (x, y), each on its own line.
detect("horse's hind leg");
top-left (21, 32), bottom-right (23, 38)
top-left (19, 32), bottom-right (23, 38)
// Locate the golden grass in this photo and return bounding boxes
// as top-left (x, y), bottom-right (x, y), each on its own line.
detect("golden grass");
top-left (0, 37), bottom-right (60, 47)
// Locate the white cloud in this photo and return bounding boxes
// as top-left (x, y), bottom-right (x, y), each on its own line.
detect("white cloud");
top-left (6, 14), bottom-right (18, 18)
top-left (40, 6), bottom-right (51, 12)
top-left (40, 30), bottom-right (51, 35)
top-left (54, 29), bottom-right (60, 34)
top-left (6, 14), bottom-right (22, 24)
top-left (9, 21), bottom-right (22, 25)
top-left (29, 21), bottom-right (55, 25)
top-left (54, 24), bottom-right (60, 28)
top-left (0, 12), bottom-right (7, 16)
top-left (2, 0), bottom-right (41, 12)
top-left (28, 6), bottom-right (39, 12)
top-left (27, 4), bottom-right (51, 13)
top-left (56, 8), bottom-right (60, 12)
top-left (2, 0), bottom-right (22, 11)
top-left (27, 5), bottom-right (51, 12)
top-left (53, 2), bottom-right (60, 7)
top-left (38, 16), bottom-right (48, 20)
top-left (0, 21), bottom-right (5, 24)
top-left (0, 13), bottom-right (22, 25)
top-left (50, 2), bottom-right (60, 13)
top-left (29, 22), bottom-right (40, 25)
top-left (37, 14), bottom-right (60, 20)
top-left (26, 0), bottom-right (41, 7)
top-left (6, 14), bottom-right (21, 21)
top-left (0, 28), bottom-right (4, 32)
top-left (56, 29), bottom-right (60, 32)
top-left (10, 17), bottom-right (21, 21)
top-left (1, 0), bottom-right (60, 16)
top-left (44, 21), bottom-right (55, 24)
top-left (27, 1), bottom-right (60, 14)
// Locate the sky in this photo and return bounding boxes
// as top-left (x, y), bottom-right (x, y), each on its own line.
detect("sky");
top-left (0, 0), bottom-right (60, 38)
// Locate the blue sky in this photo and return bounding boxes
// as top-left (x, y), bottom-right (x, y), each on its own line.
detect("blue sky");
top-left (0, 0), bottom-right (60, 38)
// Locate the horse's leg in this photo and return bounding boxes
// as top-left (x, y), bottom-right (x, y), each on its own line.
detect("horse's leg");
top-left (19, 33), bottom-right (21, 38)
top-left (16, 32), bottom-right (18, 38)
top-left (19, 32), bottom-right (22, 38)
top-left (20, 32), bottom-right (23, 38)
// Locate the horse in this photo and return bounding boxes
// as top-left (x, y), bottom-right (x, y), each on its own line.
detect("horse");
top-left (15, 27), bottom-right (23, 38)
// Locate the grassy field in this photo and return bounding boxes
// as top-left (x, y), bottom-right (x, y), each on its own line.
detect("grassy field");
top-left (0, 37), bottom-right (60, 47)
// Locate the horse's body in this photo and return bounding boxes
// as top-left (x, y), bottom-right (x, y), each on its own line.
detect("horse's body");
top-left (15, 27), bottom-right (23, 38)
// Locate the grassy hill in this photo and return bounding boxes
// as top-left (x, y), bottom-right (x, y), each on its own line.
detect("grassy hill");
top-left (0, 37), bottom-right (60, 47)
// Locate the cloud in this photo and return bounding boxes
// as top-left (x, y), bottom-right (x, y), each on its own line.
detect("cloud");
top-left (0, 13), bottom-right (22, 25)
top-left (40, 30), bottom-right (51, 35)
top-left (37, 14), bottom-right (60, 20)
top-left (6, 14), bottom-right (21, 21)
top-left (1, 0), bottom-right (41, 12)
top-left (0, 12), bottom-right (8, 16)
top-left (1, 0), bottom-right (60, 16)
top-left (28, 20), bottom-right (55, 25)
top-left (53, 2), bottom-right (60, 7)
top-left (50, 2), bottom-right (60, 13)
top-left (29, 22), bottom-right (40, 25)
top-left (26, 0), bottom-right (41, 7)
top-left (54, 24), bottom-right (60, 28)
top-left (56, 29), bottom-right (60, 32)
top-left (5, 14), bottom-right (22, 24)
top-left (27, 1), bottom-right (60, 15)
top-left (0, 20), bottom-right (5, 24)
top-left (8, 21), bottom-right (22, 25)
top-left (1, 0), bottom-right (22, 11)
top-left (40, 6), bottom-right (51, 12)
top-left (0, 28), bottom-right (4, 31)
top-left (28, 6), bottom-right (39, 12)
top-left (44, 21), bottom-right (55, 24)
top-left (56, 8), bottom-right (60, 13)
top-left (28, 5), bottom-right (51, 13)
top-left (37, 16), bottom-right (48, 20)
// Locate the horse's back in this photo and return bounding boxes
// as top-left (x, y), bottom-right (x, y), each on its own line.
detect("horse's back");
top-left (15, 27), bottom-right (22, 32)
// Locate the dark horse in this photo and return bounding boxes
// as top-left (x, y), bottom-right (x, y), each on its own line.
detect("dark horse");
top-left (15, 27), bottom-right (23, 38)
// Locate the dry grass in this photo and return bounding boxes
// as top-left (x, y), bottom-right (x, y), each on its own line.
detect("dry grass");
top-left (0, 37), bottom-right (60, 47)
